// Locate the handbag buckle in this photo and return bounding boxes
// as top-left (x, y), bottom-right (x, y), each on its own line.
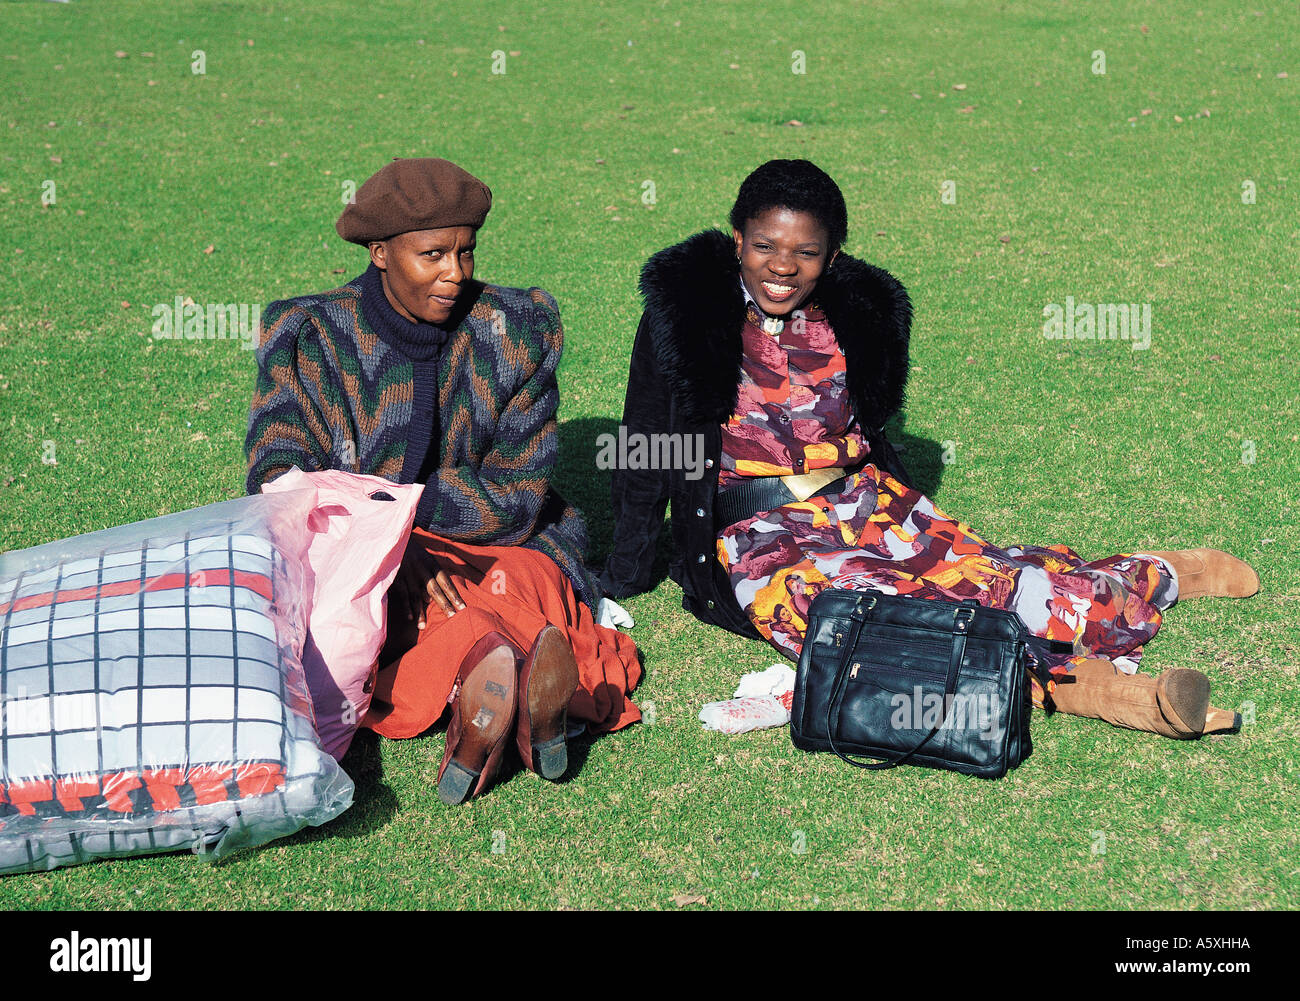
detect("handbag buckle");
top-left (954, 607), bottom-right (976, 632)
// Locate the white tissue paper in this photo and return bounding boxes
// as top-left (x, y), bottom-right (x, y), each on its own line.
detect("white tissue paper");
top-left (699, 664), bottom-right (797, 734)
top-left (597, 596), bottom-right (635, 631)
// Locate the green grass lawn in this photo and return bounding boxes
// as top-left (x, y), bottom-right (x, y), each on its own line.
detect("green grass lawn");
top-left (1, 0), bottom-right (1296, 909)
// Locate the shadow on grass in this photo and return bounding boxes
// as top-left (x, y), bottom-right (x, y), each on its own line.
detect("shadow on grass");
top-left (333, 729), bottom-right (397, 833)
top-left (555, 416), bottom-right (621, 566)
top-left (888, 418), bottom-right (946, 499)
top-left (202, 728), bottom-right (397, 868)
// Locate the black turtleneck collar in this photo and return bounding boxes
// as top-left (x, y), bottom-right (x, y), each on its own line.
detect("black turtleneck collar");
top-left (358, 263), bottom-right (456, 362)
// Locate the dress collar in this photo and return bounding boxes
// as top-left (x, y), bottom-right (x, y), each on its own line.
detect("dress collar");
top-left (359, 263), bottom-right (450, 362)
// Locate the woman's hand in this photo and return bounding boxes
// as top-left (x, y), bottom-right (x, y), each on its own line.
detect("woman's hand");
top-left (391, 542), bottom-right (467, 628)
top-left (423, 569), bottom-right (467, 623)
top-left (380, 544), bottom-right (470, 669)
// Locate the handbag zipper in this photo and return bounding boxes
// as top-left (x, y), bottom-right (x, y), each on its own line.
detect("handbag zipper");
top-left (846, 660), bottom-right (943, 682)
top-left (855, 635), bottom-right (1003, 680)
top-left (841, 655), bottom-right (1003, 683)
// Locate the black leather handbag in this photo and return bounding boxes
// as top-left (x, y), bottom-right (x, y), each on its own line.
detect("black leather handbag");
top-left (791, 589), bottom-right (1052, 778)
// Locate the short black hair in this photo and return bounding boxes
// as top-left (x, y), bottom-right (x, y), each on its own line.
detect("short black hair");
top-left (729, 159), bottom-right (848, 251)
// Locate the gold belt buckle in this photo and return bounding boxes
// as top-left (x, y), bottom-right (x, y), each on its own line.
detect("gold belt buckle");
top-left (780, 466), bottom-right (846, 502)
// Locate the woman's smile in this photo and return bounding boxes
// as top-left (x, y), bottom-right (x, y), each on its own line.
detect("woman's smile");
top-left (733, 205), bottom-right (834, 316)
top-left (760, 280), bottom-right (799, 302)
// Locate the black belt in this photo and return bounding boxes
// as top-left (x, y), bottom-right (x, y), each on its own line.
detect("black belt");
top-left (714, 470), bottom-right (857, 530)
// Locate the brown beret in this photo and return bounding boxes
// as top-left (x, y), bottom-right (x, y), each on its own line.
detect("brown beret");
top-left (336, 157), bottom-right (492, 244)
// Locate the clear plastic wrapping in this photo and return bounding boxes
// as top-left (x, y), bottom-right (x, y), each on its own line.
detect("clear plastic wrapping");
top-left (0, 490), bottom-right (354, 875)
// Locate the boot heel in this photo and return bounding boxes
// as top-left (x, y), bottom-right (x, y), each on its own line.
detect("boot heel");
top-left (437, 760), bottom-right (478, 805)
top-left (533, 735), bottom-right (568, 780)
top-left (1203, 706), bottom-right (1242, 734)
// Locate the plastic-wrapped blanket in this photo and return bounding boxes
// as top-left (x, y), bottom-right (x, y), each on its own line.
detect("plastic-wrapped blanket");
top-left (0, 490), bottom-right (354, 875)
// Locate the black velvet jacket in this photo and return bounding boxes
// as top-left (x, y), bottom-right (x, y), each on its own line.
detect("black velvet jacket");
top-left (598, 229), bottom-right (913, 638)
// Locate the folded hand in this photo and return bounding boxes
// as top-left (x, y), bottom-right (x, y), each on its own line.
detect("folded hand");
top-left (391, 541), bottom-right (468, 630)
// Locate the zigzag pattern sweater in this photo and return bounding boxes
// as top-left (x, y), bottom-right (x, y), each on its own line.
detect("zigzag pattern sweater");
top-left (244, 264), bottom-right (598, 609)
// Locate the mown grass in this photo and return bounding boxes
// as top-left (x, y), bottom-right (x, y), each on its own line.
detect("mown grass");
top-left (0, 0), bottom-right (1296, 909)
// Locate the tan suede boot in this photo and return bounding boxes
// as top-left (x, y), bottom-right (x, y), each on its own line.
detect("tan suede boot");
top-left (1049, 659), bottom-right (1240, 739)
top-left (1141, 549), bottom-right (1260, 599)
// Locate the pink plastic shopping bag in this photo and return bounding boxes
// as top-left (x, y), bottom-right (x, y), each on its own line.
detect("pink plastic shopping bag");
top-left (262, 468), bottom-right (423, 759)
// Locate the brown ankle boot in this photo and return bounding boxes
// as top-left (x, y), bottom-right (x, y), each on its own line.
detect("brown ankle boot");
top-left (1049, 659), bottom-right (1217, 739)
top-left (1141, 549), bottom-right (1260, 599)
top-left (437, 633), bottom-right (520, 805)
top-left (515, 625), bottom-right (579, 781)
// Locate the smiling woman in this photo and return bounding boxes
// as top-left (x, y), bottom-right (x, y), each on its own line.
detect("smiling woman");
top-left (244, 158), bottom-right (642, 804)
top-left (603, 158), bottom-right (1256, 742)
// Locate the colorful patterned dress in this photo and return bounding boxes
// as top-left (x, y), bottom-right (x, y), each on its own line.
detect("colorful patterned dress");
top-left (714, 302), bottom-right (1178, 706)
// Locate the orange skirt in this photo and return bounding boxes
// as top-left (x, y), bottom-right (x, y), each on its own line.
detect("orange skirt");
top-left (361, 530), bottom-right (642, 739)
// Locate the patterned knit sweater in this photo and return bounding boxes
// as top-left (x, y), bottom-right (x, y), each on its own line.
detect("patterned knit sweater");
top-left (244, 264), bottom-right (599, 609)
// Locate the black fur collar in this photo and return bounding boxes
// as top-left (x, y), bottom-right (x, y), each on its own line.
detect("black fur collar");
top-left (637, 229), bottom-right (911, 430)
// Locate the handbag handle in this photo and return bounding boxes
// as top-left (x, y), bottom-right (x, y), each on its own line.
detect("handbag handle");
top-left (825, 604), bottom-right (974, 770)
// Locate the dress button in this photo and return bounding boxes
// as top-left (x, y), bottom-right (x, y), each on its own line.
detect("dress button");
top-left (696, 507), bottom-right (706, 517)
top-left (697, 554), bottom-right (706, 563)
top-left (705, 459), bottom-right (714, 468)
top-left (707, 600), bottom-right (715, 610)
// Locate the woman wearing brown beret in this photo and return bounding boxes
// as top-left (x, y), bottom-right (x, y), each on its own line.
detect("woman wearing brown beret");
top-left (245, 158), bottom-right (642, 803)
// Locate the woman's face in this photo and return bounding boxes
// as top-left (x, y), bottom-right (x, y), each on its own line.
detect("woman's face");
top-left (370, 226), bottom-right (477, 326)
top-left (733, 207), bottom-right (836, 317)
